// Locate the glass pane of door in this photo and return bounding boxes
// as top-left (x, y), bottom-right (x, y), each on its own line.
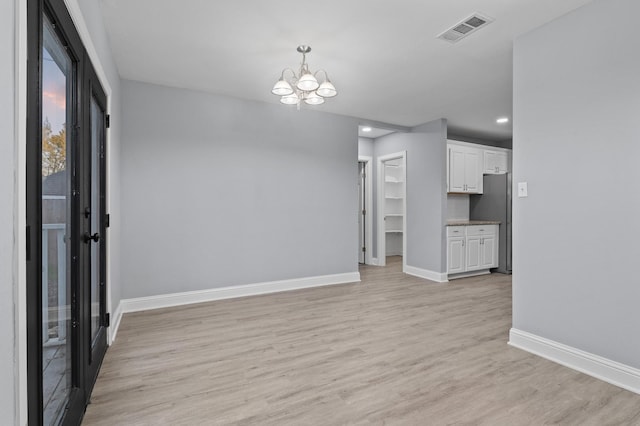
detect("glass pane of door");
top-left (41, 14), bottom-right (72, 426)
top-left (89, 97), bottom-right (103, 345)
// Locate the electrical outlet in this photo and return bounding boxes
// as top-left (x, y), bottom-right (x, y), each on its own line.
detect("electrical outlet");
top-left (518, 182), bottom-right (528, 198)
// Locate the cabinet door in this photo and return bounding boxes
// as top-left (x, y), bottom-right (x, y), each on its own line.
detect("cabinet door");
top-left (496, 151), bottom-right (509, 173)
top-left (449, 147), bottom-right (466, 192)
top-left (464, 150), bottom-right (481, 192)
top-left (484, 150), bottom-right (509, 174)
top-left (449, 145), bottom-right (481, 193)
top-left (465, 236), bottom-right (482, 270)
top-left (448, 237), bottom-right (465, 274)
top-left (483, 150), bottom-right (498, 174)
top-left (480, 236), bottom-right (497, 268)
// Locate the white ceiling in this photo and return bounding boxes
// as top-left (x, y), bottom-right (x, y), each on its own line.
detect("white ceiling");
top-left (99, 0), bottom-right (592, 141)
top-left (358, 126), bottom-right (396, 139)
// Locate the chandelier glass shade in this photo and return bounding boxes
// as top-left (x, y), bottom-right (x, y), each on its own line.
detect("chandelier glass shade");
top-left (271, 45), bottom-right (337, 107)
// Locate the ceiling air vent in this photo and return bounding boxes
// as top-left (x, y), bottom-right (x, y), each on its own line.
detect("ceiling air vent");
top-left (437, 13), bottom-right (494, 43)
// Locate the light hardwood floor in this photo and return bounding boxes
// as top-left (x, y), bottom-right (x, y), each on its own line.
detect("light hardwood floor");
top-left (83, 257), bottom-right (640, 425)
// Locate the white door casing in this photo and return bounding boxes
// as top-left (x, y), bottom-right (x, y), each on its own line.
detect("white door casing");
top-left (358, 156), bottom-right (373, 265)
top-left (376, 151), bottom-right (406, 269)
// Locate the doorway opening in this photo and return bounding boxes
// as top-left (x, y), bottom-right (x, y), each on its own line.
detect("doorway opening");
top-left (377, 151), bottom-right (407, 269)
top-left (358, 156), bottom-right (373, 265)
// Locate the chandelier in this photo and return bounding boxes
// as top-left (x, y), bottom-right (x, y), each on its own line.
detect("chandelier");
top-left (271, 45), bottom-right (337, 107)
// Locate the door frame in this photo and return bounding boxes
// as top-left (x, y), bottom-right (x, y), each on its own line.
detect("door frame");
top-left (358, 156), bottom-right (373, 265)
top-left (16, 0), bottom-right (115, 419)
top-left (59, 0), bottom-right (115, 347)
top-left (26, 0), bottom-right (87, 423)
top-left (25, 0), bottom-right (111, 423)
top-left (376, 151), bottom-right (407, 269)
top-left (82, 58), bottom-right (109, 396)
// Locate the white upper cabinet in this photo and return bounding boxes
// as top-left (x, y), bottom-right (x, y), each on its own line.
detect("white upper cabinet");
top-left (448, 148), bottom-right (465, 192)
top-left (448, 140), bottom-right (511, 192)
top-left (483, 149), bottom-right (509, 174)
top-left (464, 149), bottom-right (481, 192)
top-left (448, 143), bottom-right (482, 194)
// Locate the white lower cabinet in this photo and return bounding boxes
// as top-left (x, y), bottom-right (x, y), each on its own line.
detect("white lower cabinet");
top-left (447, 226), bottom-right (466, 274)
top-left (465, 235), bottom-right (482, 270)
top-left (447, 225), bottom-right (498, 277)
top-left (447, 237), bottom-right (466, 274)
top-left (479, 234), bottom-right (496, 269)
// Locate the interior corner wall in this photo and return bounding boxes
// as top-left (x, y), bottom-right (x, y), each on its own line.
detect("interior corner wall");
top-left (76, 0), bottom-right (123, 322)
top-left (372, 119), bottom-right (447, 273)
top-left (120, 80), bottom-right (359, 299)
top-left (513, 0), bottom-right (640, 369)
top-left (358, 137), bottom-right (373, 158)
top-left (1, 0), bottom-right (17, 421)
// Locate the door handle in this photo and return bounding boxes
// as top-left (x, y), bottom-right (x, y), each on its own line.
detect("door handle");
top-left (83, 232), bottom-right (100, 243)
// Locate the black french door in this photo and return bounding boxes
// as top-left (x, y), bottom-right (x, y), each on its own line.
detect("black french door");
top-left (26, 0), bottom-right (109, 424)
top-left (82, 59), bottom-right (109, 396)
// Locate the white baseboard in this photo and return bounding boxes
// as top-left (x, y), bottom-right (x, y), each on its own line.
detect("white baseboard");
top-left (509, 328), bottom-right (640, 395)
top-left (371, 258), bottom-right (379, 266)
top-left (108, 301), bottom-right (124, 345)
top-left (447, 269), bottom-right (491, 280)
top-left (403, 265), bottom-right (448, 283)
top-left (118, 272), bottom-right (361, 315)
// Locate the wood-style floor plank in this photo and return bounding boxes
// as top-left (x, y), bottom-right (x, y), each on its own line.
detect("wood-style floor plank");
top-left (83, 257), bottom-right (640, 425)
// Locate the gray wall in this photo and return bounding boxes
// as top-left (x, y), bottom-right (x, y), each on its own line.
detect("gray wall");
top-left (373, 119), bottom-right (448, 273)
top-left (77, 0), bottom-right (123, 328)
top-left (121, 80), bottom-right (359, 298)
top-left (1, 0), bottom-right (17, 421)
top-left (358, 137), bottom-right (374, 158)
top-left (513, 0), bottom-right (640, 369)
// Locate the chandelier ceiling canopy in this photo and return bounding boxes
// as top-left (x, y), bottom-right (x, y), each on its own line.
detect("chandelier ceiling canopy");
top-left (271, 45), bottom-right (337, 107)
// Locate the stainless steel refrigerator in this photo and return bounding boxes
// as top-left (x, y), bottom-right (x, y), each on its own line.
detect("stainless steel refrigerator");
top-left (469, 174), bottom-right (512, 274)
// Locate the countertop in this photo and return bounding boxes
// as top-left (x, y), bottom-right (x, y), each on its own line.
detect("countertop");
top-left (446, 220), bottom-right (501, 226)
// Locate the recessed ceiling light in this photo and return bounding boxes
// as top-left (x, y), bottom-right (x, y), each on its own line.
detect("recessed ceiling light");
top-left (362, 127), bottom-right (372, 132)
top-left (496, 117), bottom-right (509, 124)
